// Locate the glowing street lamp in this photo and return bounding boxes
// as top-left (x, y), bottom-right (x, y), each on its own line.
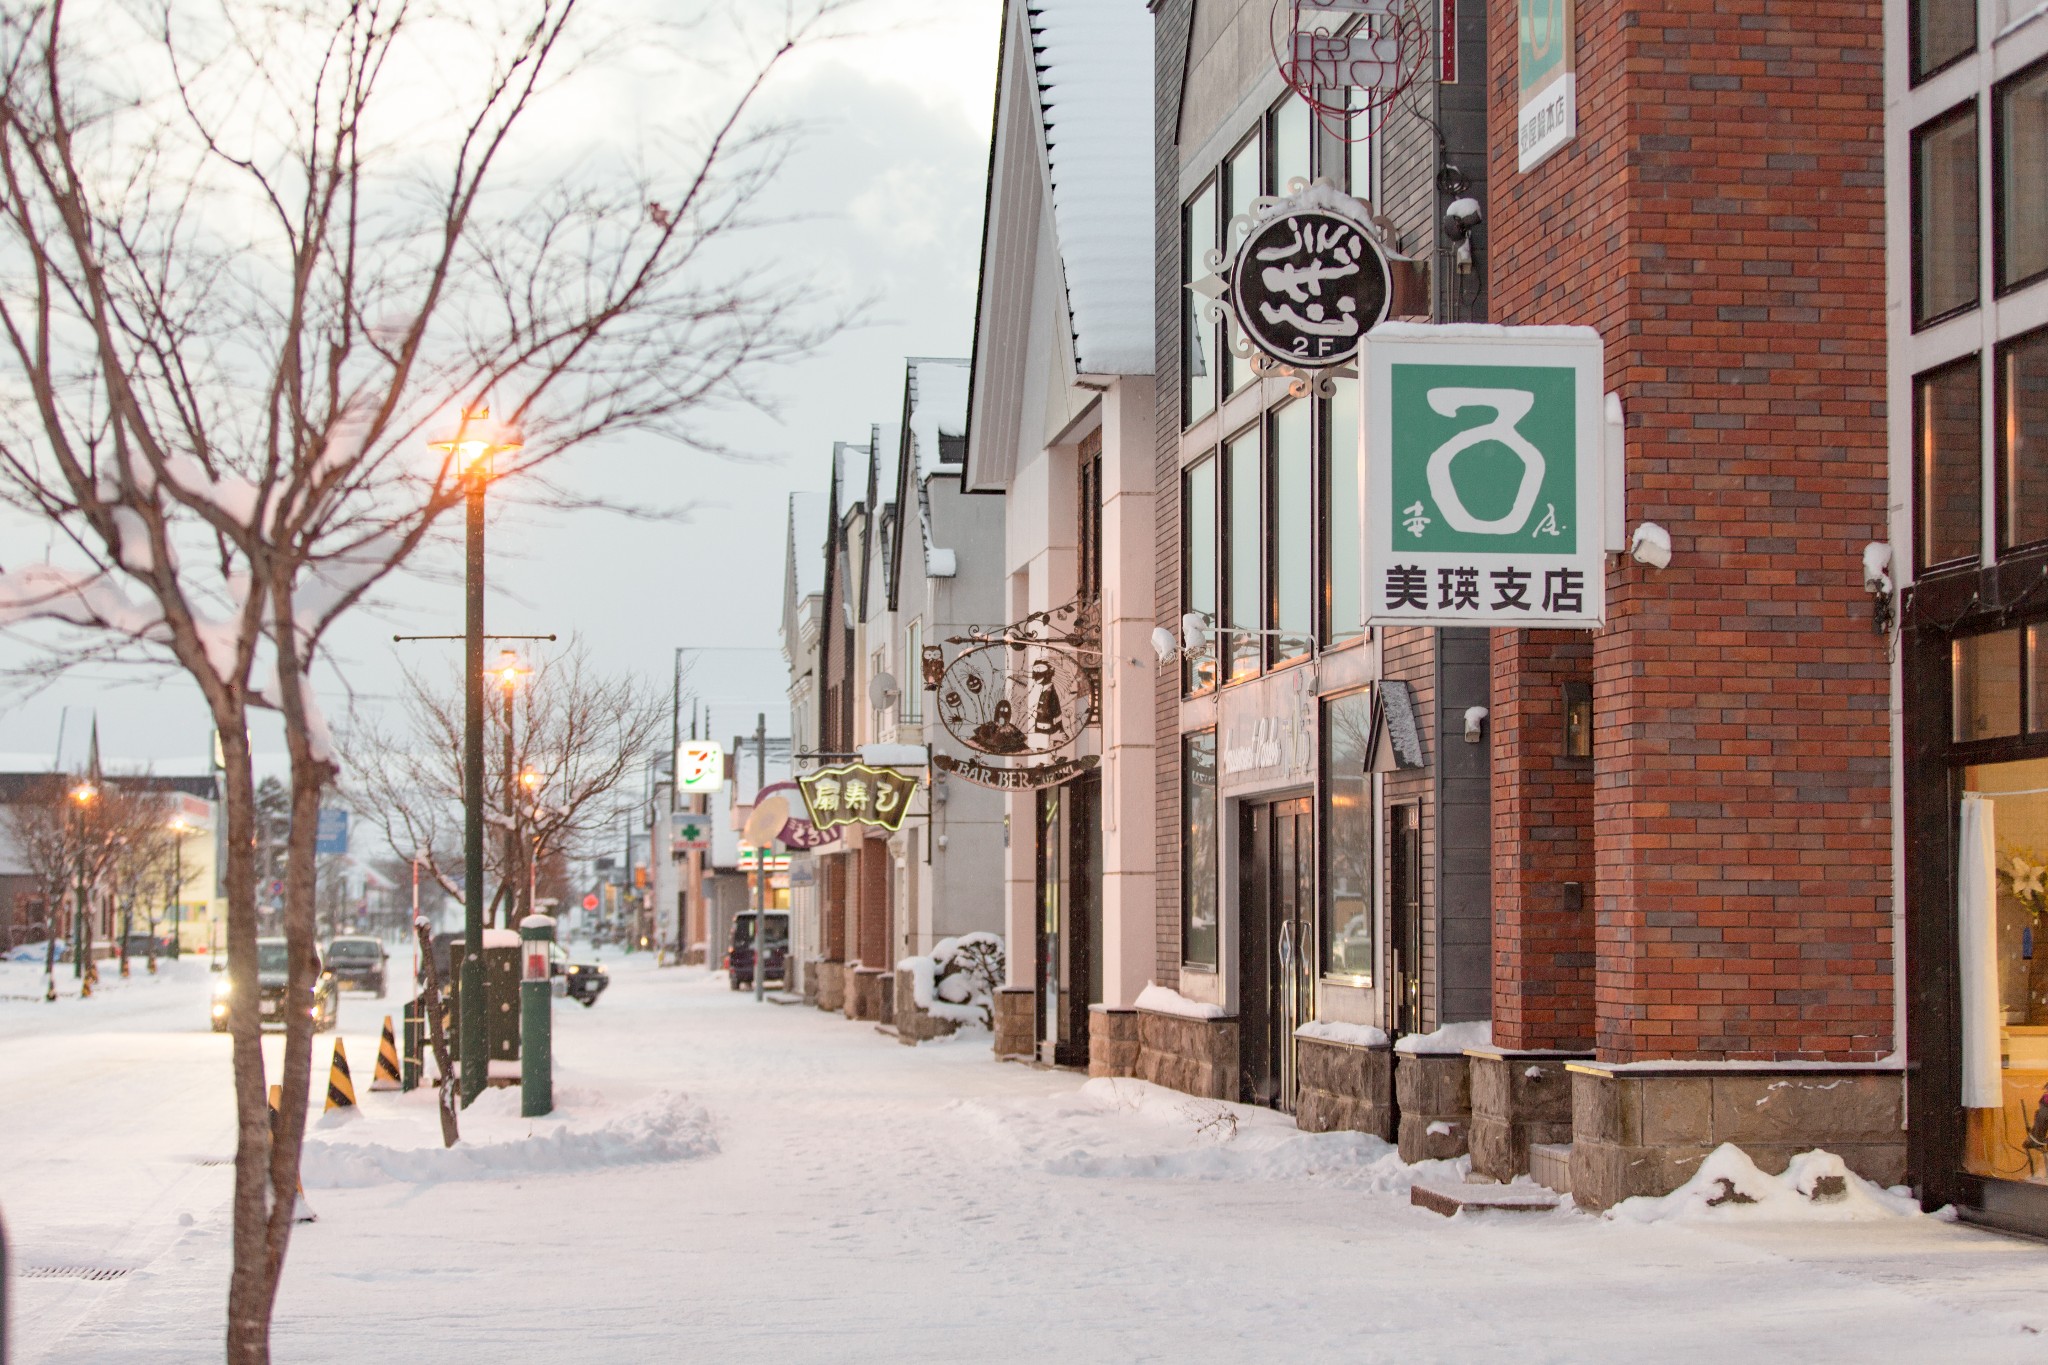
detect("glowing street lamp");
top-left (167, 815), bottom-right (196, 961)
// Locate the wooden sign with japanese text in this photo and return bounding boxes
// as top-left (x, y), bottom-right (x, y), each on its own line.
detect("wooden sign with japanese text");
top-left (795, 764), bottom-right (918, 834)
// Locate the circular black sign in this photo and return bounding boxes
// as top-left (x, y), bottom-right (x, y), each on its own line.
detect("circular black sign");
top-left (1228, 208), bottom-right (1390, 368)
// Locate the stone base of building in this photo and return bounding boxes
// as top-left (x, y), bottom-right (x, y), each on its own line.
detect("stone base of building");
top-left (1466, 1048), bottom-right (1587, 1183)
top-left (1295, 1037), bottom-right (1394, 1140)
top-left (892, 968), bottom-right (962, 1044)
top-left (681, 946), bottom-right (706, 966)
top-left (1134, 1008), bottom-right (1237, 1100)
top-left (993, 986), bottom-right (1035, 1059)
top-left (846, 965), bottom-right (892, 1022)
top-left (1088, 1006), bottom-right (1139, 1077)
top-left (1568, 1063), bottom-right (1907, 1212)
top-left (1395, 1052), bottom-right (1472, 1163)
top-left (813, 960), bottom-right (845, 1013)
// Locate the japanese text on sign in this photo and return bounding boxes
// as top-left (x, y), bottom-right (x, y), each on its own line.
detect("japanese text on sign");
top-left (797, 764), bottom-right (918, 834)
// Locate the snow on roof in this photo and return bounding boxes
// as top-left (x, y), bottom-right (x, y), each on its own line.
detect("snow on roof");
top-left (907, 357), bottom-right (971, 481)
top-left (1029, 0), bottom-right (1154, 375)
top-left (788, 491), bottom-right (828, 599)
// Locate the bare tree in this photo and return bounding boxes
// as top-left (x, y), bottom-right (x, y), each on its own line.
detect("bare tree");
top-left (99, 780), bottom-right (179, 975)
top-left (345, 634), bottom-right (666, 925)
top-left (0, 3), bottom-right (849, 1357)
top-left (1, 778), bottom-right (82, 998)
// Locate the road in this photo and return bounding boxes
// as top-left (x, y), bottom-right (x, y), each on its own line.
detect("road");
top-left (4, 953), bottom-right (2048, 1363)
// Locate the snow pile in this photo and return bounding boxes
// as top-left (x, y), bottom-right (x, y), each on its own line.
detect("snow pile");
top-left (1296, 1019), bottom-right (1391, 1048)
top-left (897, 933), bottom-right (1004, 1026)
top-left (1609, 1144), bottom-right (1922, 1224)
top-left (1134, 982), bottom-right (1227, 1020)
top-left (301, 1087), bottom-right (715, 1188)
top-left (1394, 1020), bottom-right (1491, 1054)
top-left (966, 1077), bottom-right (1466, 1192)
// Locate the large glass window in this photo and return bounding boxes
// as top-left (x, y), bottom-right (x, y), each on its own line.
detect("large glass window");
top-left (1959, 759), bottom-right (2048, 1185)
top-left (1225, 135), bottom-right (1262, 397)
top-left (1321, 689), bottom-right (1373, 982)
top-left (1183, 456), bottom-right (1218, 694)
top-left (1917, 355), bottom-right (1983, 570)
top-left (1956, 628), bottom-right (2024, 743)
top-left (1224, 428), bottom-right (1262, 682)
top-left (1323, 378), bottom-right (1363, 643)
top-left (1270, 401), bottom-right (1313, 663)
top-left (1182, 730), bottom-right (1218, 968)
top-left (1183, 182), bottom-right (1218, 425)
top-left (2003, 329), bottom-right (2048, 551)
top-left (1911, 0), bottom-right (1975, 84)
top-left (1915, 104), bottom-right (1981, 328)
top-left (1271, 94), bottom-right (1313, 194)
top-left (1998, 60), bottom-right (2048, 295)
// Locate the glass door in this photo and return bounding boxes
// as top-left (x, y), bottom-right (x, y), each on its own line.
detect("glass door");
top-left (1238, 796), bottom-right (1316, 1111)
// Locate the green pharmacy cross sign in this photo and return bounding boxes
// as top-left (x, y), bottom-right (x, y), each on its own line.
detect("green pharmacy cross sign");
top-left (1361, 324), bottom-right (1604, 630)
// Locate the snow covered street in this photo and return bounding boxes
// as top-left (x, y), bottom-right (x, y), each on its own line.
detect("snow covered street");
top-left (7, 955), bottom-right (2048, 1363)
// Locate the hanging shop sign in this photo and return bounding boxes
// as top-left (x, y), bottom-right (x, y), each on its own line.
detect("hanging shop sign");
top-left (1360, 323), bottom-right (1605, 630)
top-left (796, 764), bottom-right (919, 834)
top-left (1517, 0), bottom-right (1576, 171)
top-left (757, 780), bottom-right (834, 850)
top-left (675, 740), bottom-right (724, 793)
top-left (924, 599), bottom-right (1100, 791)
top-left (1279, 1), bottom-right (1435, 123)
top-left (672, 812), bottom-right (713, 853)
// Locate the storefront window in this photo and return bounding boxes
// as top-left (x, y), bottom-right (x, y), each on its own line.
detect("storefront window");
top-left (1184, 182), bottom-right (1218, 425)
top-left (1225, 427), bottom-right (1262, 683)
top-left (1182, 731), bottom-right (1218, 968)
top-left (1271, 93), bottom-right (1312, 193)
top-left (1910, 0), bottom-right (1975, 84)
top-left (1270, 401), bottom-right (1313, 663)
top-left (1917, 355), bottom-right (1982, 570)
top-left (1997, 59), bottom-right (2048, 295)
top-left (2003, 329), bottom-right (2048, 552)
top-left (1225, 135), bottom-right (1261, 397)
top-left (1322, 689), bottom-right (1373, 981)
top-left (1324, 378), bottom-right (1363, 643)
top-left (1183, 456), bottom-right (1218, 694)
top-left (1956, 628), bottom-right (2024, 743)
top-left (1914, 103), bottom-right (1980, 328)
top-left (1960, 761), bottom-right (2048, 1184)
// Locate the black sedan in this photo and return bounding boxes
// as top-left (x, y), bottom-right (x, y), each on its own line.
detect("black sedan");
top-left (549, 942), bottom-right (609, 1007)
top-left (324, 935), bottom-right (389, 996)
top-left (211, 937), bottom-right (337, 1032)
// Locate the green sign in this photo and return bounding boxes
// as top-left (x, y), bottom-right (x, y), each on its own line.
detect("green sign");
top-left (1361, 325), bottom-right (1605, 630)
top-left (1517, 0), bottom-right (1577, 171)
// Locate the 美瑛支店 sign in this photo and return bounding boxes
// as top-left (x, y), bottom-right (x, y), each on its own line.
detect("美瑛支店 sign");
top-left (1360, 323), bottom-right (1604, 631)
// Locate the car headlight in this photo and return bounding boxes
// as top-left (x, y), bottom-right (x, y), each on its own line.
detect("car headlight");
top-left (212, 978), bottom-right (233, 999)
top-left (566, 965), bottom-right (581, 975)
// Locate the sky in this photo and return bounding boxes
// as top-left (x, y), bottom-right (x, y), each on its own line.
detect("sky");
top-left (0, 0), bottom-right (1001, 779)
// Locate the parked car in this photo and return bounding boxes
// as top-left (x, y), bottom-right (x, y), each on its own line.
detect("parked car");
top-left (212, 937), bottom-right (337, 1033)
top-left (324, 935), bottom-right (388, 996)
top-left (547, 942), bottom-right (610, 1007)
top-left (724, 911), bottom-right (789, 991)
top-left (121, 932), bottom-right (172, 960)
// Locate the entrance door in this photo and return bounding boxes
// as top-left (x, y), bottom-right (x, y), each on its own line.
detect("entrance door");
top-left (1036, 775), bottom-right (1099, 1067)
top-left (1389, 803), bottom-right (1424, 1035)
top-left (1239, 796), bottom-right (1316, 1111)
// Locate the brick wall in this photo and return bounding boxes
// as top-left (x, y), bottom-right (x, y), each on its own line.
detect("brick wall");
top-left (822, 853), bottom-right (846, 962)
top-left (1486, 0), bottom-right (1891, 1061)
top-left (858, 836), bottom-right (890, 969)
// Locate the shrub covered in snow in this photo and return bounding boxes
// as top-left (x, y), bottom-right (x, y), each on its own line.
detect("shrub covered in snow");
top-left (897, 933), bottom-right (1005, 1027)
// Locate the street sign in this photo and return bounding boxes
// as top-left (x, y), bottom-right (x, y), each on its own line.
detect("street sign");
top-left (1361, 323), bottom-right (1604, 630)
top-left (581, 893), bottom-right (599, 911)
top-left (315, 808), bottom-right (349, 856)
top-left (1517, 0), bottom-right (1577, 171)
top-left (675, 741), bottom-right (724, 793)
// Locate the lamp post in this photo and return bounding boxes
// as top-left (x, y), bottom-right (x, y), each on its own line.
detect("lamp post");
top-left (167, 816), bottom-right (194, 961)
top-left (66, 782), bottom-right (96, 988)
top-left (430, 404), bottom-right (521, 1107)
top-left (496, 651), bottom-right (531, 924)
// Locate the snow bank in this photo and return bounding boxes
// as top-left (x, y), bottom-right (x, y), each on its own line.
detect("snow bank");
top-left (1296, 1020), bottom-right (1391, 1048)
top-left (1609, 1144), bottom-right (1921, 1224)
top-left (1135, 982), bottom-right (1226, 1020)
top-left (897, 934), bottom-right (1003, 1028)
top-left (301, 1088), bottom-right (715, 1188)
top-left (1394, 1020), bottom-right (1491, 1054)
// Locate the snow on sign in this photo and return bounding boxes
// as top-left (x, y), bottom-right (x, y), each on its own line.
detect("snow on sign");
top-left (1360, 323), bottom-right (1604, 630)
top-left (675, 740), bottom-right (723, 794)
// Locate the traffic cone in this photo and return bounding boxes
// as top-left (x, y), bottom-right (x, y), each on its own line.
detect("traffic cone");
top-left (370, 1016), bottom-right (402, 1092)
top-left (324, 1038), bottom-right (358, 1111)
top-left (265, 1084), bottom-right (317, 1223)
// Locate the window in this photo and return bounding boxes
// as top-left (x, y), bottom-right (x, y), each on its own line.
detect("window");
top-left (1916, 355), bottom-right (1983, 570)
top-left (1224, 427), bottom-right (1262, 682)
top-left (2002, 329), bottom-right (2048, 551)
top-left (1078, 433), bottom-right (1103, 604)
top-left (1321, 689), bottom-right (1373, 982)
top-left (1224, 135), bottom-right (1262, 397)
top-left (1269, 401), bottom-right (1313, 663)
top-left (1910, 0), bottom-right (1975, 85)
top-left (1323, 378), bottom-right (1363, 643)
top-left (1914, 103), bottom-right (1981, 328)
top-left (1271, 94), bottom-right (1312, 195)
top-left (1183, 181), bottom-right (1219, 425)
top-left (1997, 59), bottom-right (2048, 295)
top-left (1563, 681), bottom-right (1593, 761)
top-left (1183, 456), bottom-right (1218, 694)
top-left (1955, 628), bottom-right (2023, 742)
top-left (1182, 730), bottom-right (1218, 968)
top-left (901, 622), bottom-right (922, 722)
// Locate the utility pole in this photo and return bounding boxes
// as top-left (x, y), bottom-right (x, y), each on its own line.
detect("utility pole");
top-left (460, 451), bottom-right (487, 1106)
top-left (753, 712), bottom-right (768, 1003)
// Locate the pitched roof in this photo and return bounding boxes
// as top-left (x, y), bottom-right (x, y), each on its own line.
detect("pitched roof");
top-left (787, 491), bottom-right (829, 600)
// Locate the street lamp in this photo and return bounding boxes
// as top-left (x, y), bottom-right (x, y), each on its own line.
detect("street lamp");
top-left (496, 651), bottom-right (532, 924)
top-left (66, 782), bottom-right (96, 988)
top-left (167, 816), bottom-right (195, 961)
top-left (429, 403), bottom-right (521, 1108)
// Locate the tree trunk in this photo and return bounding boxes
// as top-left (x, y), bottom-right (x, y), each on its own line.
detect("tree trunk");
top-left (219, 716), bottom-right (278, 1365)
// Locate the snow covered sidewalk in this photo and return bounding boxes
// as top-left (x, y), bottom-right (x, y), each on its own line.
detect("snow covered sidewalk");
top-left (6, 957), bottom-right (2048, 1362)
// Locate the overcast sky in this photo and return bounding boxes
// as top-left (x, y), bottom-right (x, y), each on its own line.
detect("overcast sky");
top-left (0, 0), bottom-right (1000, 776)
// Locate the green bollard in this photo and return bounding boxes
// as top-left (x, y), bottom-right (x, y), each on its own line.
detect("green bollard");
top-left (519, 915), bottom-right (554, 1118)
top-left (401, 996), bottom-right (423, 1092)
